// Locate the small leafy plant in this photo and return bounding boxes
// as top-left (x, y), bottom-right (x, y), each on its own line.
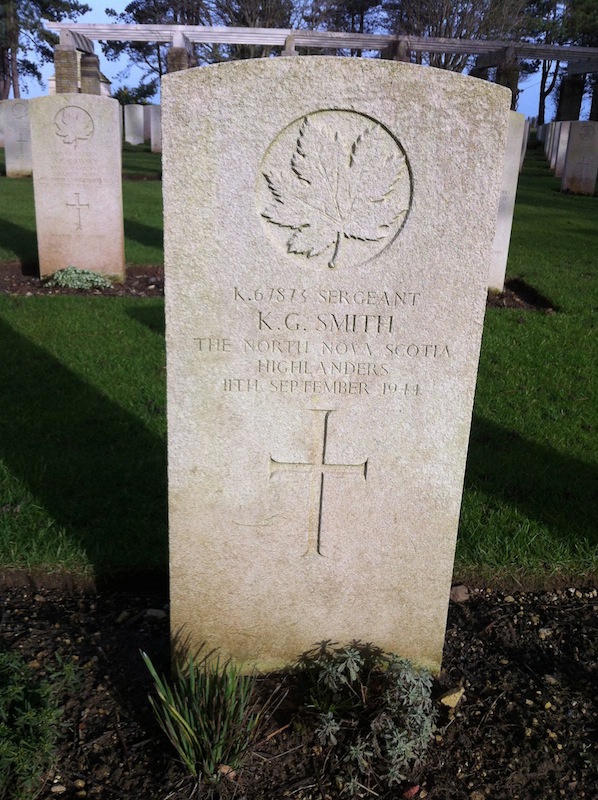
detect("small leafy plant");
top-left (0, 651), bottom-right (76, 800)
top-left (44, 266), bottom-right (113, 290)
top-left (142, 650), bottom-right (262, 795)
top-left (296, 641), bottom-right (436, 797)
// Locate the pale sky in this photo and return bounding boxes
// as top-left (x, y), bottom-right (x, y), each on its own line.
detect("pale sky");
top-left (24, 1), bottom-right (548, 118)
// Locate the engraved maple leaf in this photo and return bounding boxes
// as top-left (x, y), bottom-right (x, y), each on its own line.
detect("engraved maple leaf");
top-left (262, 117), bottom-right (408, 268)
top-left (54, 107), bottom-right (94, 148)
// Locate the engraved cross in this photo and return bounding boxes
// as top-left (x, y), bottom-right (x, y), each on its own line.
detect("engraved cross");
top-left (66, 193), bottom-right (90, 231)
top-left (270, 409), bottom-right (368, 557)
top-left (16, 131), bottom-right (27, 156)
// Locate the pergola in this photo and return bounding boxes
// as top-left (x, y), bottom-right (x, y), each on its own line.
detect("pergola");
top-left (44, 21), bottom-right (598, 115)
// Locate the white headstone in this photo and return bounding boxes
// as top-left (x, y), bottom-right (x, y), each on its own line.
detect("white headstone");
top-left (555, 121), bottom-right (572, 178)
top-left (162, 58), bottom-right (510, 674)
top-left (143, 104), bottom-right (152, 142)
top-left (549, 122), bottom-right (562, 171)
top-left (561, 120), bottom-right (598, 195)
top-left (519, 118), bottom-right (530, 171)
top-left (30, 95), bottom-right (125, 279)
top-left (124, 104), bottom-right (144, 145)
top-left (489, 111), bottom-right (525, 291)
top-left (150, 105), bottom-right (162, 153)
top-left (0, 104), bottom-right (4, 148)
top-left (3, 99), bottom-right (32, 178)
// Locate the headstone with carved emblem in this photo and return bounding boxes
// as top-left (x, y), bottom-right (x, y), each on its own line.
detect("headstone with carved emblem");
top-left (162, 58), bottom-right (511, 673)
top-left (30, 95), bottom-right (125, 279)
top-left (561, 120), bottom-right (598, 195)
top-left (3, 99), bottom-right (32, 178)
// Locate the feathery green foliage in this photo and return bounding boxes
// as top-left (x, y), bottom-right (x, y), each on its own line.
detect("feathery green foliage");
top-left (297, 642), bottom-right (436, 795)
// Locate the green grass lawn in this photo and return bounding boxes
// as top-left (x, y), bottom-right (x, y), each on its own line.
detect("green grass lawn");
top-left (0, 140), bottom-right (596, 585)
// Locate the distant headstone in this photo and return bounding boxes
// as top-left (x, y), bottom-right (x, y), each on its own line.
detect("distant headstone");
top-left (549, 122), bottom-right (561, 171)
top-left (561, 120), bottom-right (598, 195)
top-left (489, 111), bottom-right (525, 291)
top-left (124, 104), bottom-right (144, 145)
top-left (150, 105), bottom-right (162, 153)
top-left (3, 99), bottom-right (32, 178)
top-left (520, 118), bottom-right (530, 171)
top-left (30, 95), bottom-right (125, 279)
top-left (143, 104), bottom-right (152, 141)
top-left (555, 121), bottom-right (571, 178)
top-left (0, 104), bottom-right (4, 148)
top-left (162, 58), bottom-right (510, 674)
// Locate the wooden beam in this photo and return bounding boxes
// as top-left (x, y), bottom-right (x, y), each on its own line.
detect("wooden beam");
top-left (42, 22), bottom-right (598, 62)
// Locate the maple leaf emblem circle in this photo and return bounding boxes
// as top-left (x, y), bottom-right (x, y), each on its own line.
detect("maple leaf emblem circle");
top-left (261, 112), bottom-right (411, 269)
top-left (54, 106), bottom-right (94, 148)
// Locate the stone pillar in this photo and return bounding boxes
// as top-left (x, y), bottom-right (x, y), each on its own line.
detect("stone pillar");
top-left (590, 81), bottom-right (598, 121)
top-left (167, 47), bottom-right (190, 73)
top-left (80, 54), bottom-right (101, 95)
top-left (381, 39), bottom-right (411, 62)
top-left (496, 47), bottom-right (519, 111)
top-left (54, 46), bottom-right (80, 94)
top-left (556, 74), bottom-right (585, 121)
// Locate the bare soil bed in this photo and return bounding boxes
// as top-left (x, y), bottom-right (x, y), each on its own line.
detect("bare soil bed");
top-left (0, 583), bottom-right (596, 800)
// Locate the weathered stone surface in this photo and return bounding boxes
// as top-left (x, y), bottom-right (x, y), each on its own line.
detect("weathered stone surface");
top-left (3, 99), bottom-right (32, 178)
top-left (30, 95), bottom-right (125, 279)
top-left (489, 111), bottom-right (525, 291)
top-left (124, 104), bottom-right (144, 145)
top-left (561, 120), bottom-right (598, 195)
top-left (163, 58), bottom-right (510, 674)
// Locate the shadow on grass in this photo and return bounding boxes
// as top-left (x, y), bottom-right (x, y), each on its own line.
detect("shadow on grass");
top-left (126, 303), bottom-right (165, 336)
top-left (0, 217), bottom-right (39, 273)
top-left (465, 414), bottom-right (598, 549)
top-left (124, 218), bottom-right (163, 253)
top-left (0, 314), bottom-right (168, 584)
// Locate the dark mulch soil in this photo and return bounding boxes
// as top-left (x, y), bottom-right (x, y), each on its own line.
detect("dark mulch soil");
top-left (1, 584), bottom-right (596, 800)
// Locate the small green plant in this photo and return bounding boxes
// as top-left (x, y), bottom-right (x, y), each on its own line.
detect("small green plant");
top-left (44, 266), bottom-right (113, 290)
top-left (142, 650), bottom-right (262, 794)
top-left (296, 641), bottom-right (436, 797)
top-left (0, 651), bottom-right (75, 799)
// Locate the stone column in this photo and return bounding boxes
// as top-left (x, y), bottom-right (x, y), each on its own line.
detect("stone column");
top-left (54, 46), bottom-right (80, 94)
top-left (80, 54), bottom-right (101, 95)
top-left (167, 47), bottom-right (190, 73)
top-left (556, 74), bottom-right (585, 121)
top-left (496, 47), bottom-right (519, 111)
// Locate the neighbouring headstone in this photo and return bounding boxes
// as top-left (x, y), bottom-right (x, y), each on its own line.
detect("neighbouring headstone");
top-left (561, 120), bottom-right (598, 194)
top-left (124, 104), bottom-right (144, 145)
top-left (30, 95), bottom-right (125, 279)
top-left (555, 121), bottom-right (571, 178)
top-left (0, 104), bottom-right (4, 148)
top-left (489, 111), bottom-right (525, 291)
top-left (150, 105), bottom-right (162, 153)
top-left (549, 121), bottom-right (562, 171)
top-left (3, 99), bottom-right (32, 177)
top-left (162, 58), bottom-right (510, 674)
top-left (143, 104), bottom-right (152, 142)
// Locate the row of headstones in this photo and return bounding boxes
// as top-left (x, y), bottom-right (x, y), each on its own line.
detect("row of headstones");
top-left (0, 99), bottom-right (162, 179)
top-left (537, 119), bottom-right (598, 194)
top-left (123, 103), bottom-right (162, 152)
